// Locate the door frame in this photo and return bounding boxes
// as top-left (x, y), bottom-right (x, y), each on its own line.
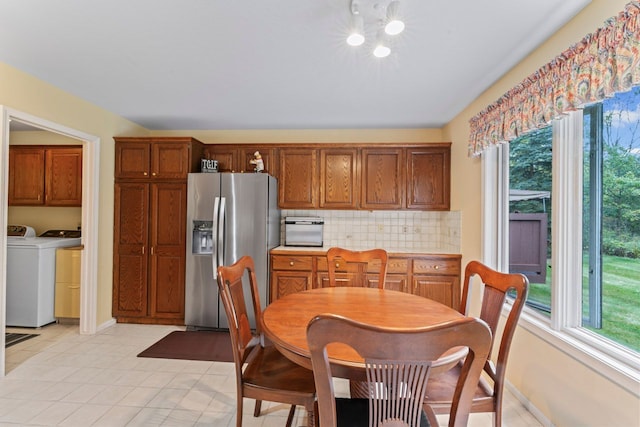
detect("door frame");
top-left (0, 106), bottom-right (100, 376)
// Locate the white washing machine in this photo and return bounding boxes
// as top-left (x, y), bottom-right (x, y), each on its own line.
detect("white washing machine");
top-left (7, 226), bottom-right (82, 327)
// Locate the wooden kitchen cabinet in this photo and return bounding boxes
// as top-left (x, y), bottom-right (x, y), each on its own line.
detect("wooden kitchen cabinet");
top-left (270, 254), bottom-right (314, 301)
top-left (360, 148), bottom-right (404, 210)
top-left (238, 146), bottom-right (277, 175)
top-left (406, 146), bottom-right (451, 210)
top-left (201, 142), bottom-right (451, 211)
top-left (114, 137), bottom-right (203, 179)
top-left (410, 255), bottom-right (461, 310)
top-left (279, 148), bottom-right (318, 209)
top-left (8, 145), bottom-right (82, 206)
top-left (203, 145), bottom-right (277, 174)
top-left (113, 182), bottom-right (188, 322)
top-left (113, 182), bottom-right (149, 319)
top-left (113, 137), bottom-right (203, 324)
top-left (270, 249), bottom-right (461, 309)
top-left (203, 145), bottom-right (237, 172)
top-left (320, 148), bottom-right (358, 209)
top-left (148, 183), bottom-right (187, 319)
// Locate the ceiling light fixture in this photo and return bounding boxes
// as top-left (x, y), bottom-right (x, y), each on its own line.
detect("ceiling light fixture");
top-left (373, 29), bottom-right (391, 58)
top-left (384, 1), bottom-right (405, 35)
top-left (347, 1), bottom-right (365, 47)
top-left (345, 0), bottom-right (405, 58)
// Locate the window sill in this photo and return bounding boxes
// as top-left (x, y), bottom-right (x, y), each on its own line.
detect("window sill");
top-left (518, 308), bottom-right (640, 396)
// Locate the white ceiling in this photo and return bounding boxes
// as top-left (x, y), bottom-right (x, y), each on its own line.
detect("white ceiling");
top-left (0, 0), bottom-right (591, 131)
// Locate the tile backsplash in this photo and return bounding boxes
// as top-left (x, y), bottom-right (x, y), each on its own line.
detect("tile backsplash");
top-left (281, 210), bottom-right (461, 253)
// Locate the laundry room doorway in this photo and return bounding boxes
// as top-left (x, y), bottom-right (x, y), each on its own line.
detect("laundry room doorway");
top-left (0, 106), bottom-right (100, 377)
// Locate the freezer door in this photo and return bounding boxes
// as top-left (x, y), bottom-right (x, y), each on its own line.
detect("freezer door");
top-left (185, 173), bottom-right (221, 329)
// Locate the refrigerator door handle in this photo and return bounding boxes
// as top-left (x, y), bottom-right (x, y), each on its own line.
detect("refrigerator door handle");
top-left (212, 196), bottom-right (221, 278)
top-left (218, 197), bottom-right (226, 269)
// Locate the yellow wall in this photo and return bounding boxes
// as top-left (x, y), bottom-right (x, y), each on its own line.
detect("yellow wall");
top-left (0, 61), bottom-right (148, 324)
top-left (443, 0), bottom-right (638, 425)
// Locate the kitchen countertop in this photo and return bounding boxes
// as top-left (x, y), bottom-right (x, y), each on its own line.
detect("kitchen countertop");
top-left (271, 245), bottom-right (460, 256)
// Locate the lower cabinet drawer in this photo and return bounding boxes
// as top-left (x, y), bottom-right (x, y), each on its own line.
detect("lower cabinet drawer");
top-left (271, 255), bottom-right (313, 271)
top-left (413, 258), bottom-right (460, 275)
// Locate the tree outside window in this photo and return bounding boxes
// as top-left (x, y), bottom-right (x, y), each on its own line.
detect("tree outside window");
top-left (509, 89), bottom-right (640, 352)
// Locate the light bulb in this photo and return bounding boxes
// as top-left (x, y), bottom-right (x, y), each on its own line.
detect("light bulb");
top-left (373, 44), bottom-right (391, 58)
top-left (347, 32), bottom-right (365, 46)
top-left (385, 19), bottom-right (405, 36)
top-left (384, 1), bottom-right (405, 35)
top-left (347, 13), bottom-right (365, 46)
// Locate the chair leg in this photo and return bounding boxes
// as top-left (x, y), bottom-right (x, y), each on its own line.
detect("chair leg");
top-left (253, 399), bottom-right (262, 417)
top-left (236, 394), bottom-right (244, 427)
top-left (285, 405), bottom-right (296, 427)
top-left (306, 404), bottom-right (317, 427)
top-left (494, 397), bottom-right (502, 427)
top-left (423, 403), bottom-right (439, 427)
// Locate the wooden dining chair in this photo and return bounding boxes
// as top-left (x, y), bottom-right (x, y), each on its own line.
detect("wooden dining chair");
top-left (307, 313), bottom-right (492, 427)
top-left (325, 247), bottom-right (388, 289)
top-left (217, 256), bottom-right (317, 427)
top-left (325, 247), bottom-right (390, 399)
top-left (423, 260), bottom-right (529, 427)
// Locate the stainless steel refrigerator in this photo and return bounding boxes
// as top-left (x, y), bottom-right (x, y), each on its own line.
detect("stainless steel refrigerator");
top-left (185, 173), bottom-right (280, 330)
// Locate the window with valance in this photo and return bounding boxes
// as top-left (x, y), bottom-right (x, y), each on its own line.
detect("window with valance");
top-left (469, 1), bottom-right (640, 156)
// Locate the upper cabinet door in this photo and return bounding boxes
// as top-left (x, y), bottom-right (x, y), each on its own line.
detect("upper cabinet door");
top-left (239, 146), bottom-right (277, 175)
top-left (361, 148), bottom-right (404, 210)
top-left (115, 138), bottom-right (202, 180)
top-left (115, 142), bottom-right (150, 179)
top-left (279, 148), bottom-right (318, 209)
top-left (406, 146), bottom-right (451, 210)
top-left (320, 148), bottom-right (358, 209)
top-left (9, 146), bottom-right (82, 207)
top-left (8, 147), bottom-right (45, 206)
top-left (46, 147), bottom-right (82, 206)
top-left (204, 145), bottom-right (237, 172)
top-left (151, 142), bottom-right (191, 179)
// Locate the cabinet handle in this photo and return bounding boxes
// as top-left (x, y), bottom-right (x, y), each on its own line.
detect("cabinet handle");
top-left (152, 172), bottom-right (157, 176)
top-left (142, 246), bottom-right (145, 255)
top-left (151, 247), bottom-right (154, 255)
top-left (289, 261), bottom-right (294, 266)
top-left (335, 263), bottom-right (340, 268)
top-left (143, 172), bottom-right (148, 176)
top-left (433, 265), bottom-right (439, 270)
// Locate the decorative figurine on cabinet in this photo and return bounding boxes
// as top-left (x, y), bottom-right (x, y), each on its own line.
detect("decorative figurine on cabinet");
top-left (250, 151), bottom-right (264, 172)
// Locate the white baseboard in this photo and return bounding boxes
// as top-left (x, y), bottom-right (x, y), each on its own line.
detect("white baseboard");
top-left (505, 381), bottom-right (554, 427)
top-left (96, 318), bottom-right (117, 333)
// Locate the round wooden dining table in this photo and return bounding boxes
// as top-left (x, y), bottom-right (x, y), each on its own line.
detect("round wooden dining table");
top-left (262, 287), bottom-right (466, 380)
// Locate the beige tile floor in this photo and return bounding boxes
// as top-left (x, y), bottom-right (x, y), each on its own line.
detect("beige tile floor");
top-left (2, 323), bottom-right (543, 426)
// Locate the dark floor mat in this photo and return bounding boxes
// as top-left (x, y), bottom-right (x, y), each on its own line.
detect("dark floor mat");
top-left (5, 333), bottom-right (39, 348)
top-left (137, 330), bottom-right (234, 362)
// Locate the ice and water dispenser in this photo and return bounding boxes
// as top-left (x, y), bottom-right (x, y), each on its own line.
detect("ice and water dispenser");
top-left (192, 220), bottom-right (213, 254)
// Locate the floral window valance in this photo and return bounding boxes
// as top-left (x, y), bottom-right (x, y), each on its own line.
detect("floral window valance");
top-left (469, 1), bottom-right (640, 157)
